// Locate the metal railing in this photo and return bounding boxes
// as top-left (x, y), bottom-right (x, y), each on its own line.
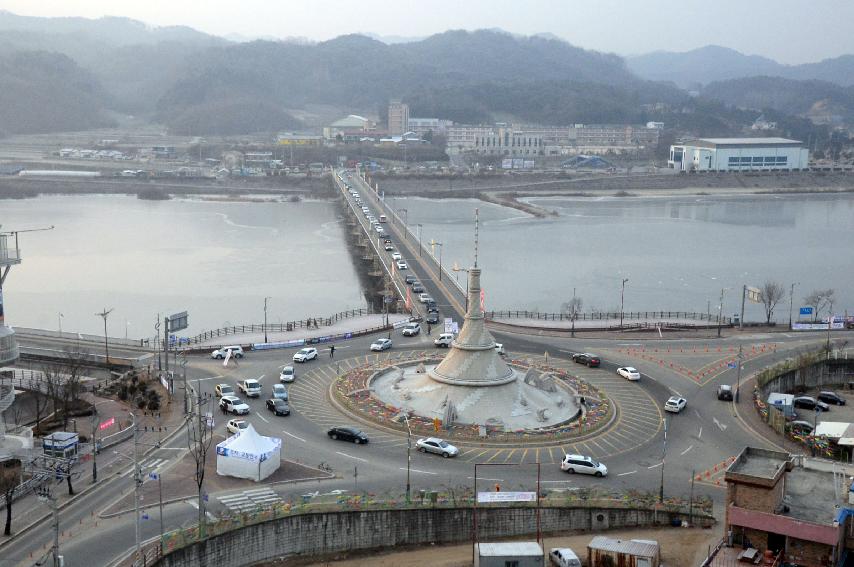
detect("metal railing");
top-left (486, 310), bottom-right (731, 323)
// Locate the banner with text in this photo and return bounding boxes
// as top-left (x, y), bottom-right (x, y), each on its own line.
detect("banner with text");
top-left (477, 491), bottom-right (537, 503)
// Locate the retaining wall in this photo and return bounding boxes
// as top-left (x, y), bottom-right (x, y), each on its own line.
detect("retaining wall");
top-left (757, 358), bottom-right (854, 400)
top-left (157, 506), bottom-right (713, 567)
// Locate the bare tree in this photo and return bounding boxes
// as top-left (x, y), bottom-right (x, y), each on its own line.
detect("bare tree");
top-left (560, 296), bottom-right (583, 319)
top-left (804, 289), bottom-right (835, 321)
top-left (0, 458), bottom-right (22, 535)
top-left (760, 281), bottom-right (785, 324)
top-left (187, 393), bottom-right (214, 538)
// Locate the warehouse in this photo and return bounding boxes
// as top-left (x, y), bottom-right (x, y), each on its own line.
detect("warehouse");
top-left (668, 137), bottom-right (809, 172)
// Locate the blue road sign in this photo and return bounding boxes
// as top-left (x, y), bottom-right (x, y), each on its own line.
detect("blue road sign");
top-left (148, 472), bottom-right (159, 480)
top-left (727, 362), bottom-right (738, 368)
top-left (800, 307), bottom-right (813, 315)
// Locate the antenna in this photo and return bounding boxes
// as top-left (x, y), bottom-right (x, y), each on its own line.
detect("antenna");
top-left (474, 208), bottom-right (479, 268)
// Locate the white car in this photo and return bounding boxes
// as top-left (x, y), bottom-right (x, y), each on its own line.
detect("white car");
top-left (560, 454), bottom-right (608, 477)
top-left (375, 226), bottom-right (385, 234)
top-left (416, 437), bottom-right (459, 458)
top-left (370, 338), bottom-right (393, 351)
top-left (401, 322), bottom-right (421, 336)
top-left (396, 260), bottom-right (408, 270)
top-left (418, 293), bottom-right (432, 303)
top-left (664, 396), bottom-right (687, 413)
top-left (384, 243), bottom-right (394, 251)
top-left (238, 379), bottom-right (262, 397)
top-left (219, 395), bottom-right (250, 415)
top-left (214, 383), bottom-right (235, 397)
top-left (210, 345), bottom-right (244, 359)
top-left (279, 366), bottom-right (296, 383)
top-left (226, 419), bottom-right (248, 434)
top-left (391, 252), bottom-right (402, 261)
top-left (293, 347), bottom-right (318, 362)
top-left (617, 367), bottom-right (641, 381)
top-left (434, 333), bottom-right (454, 348)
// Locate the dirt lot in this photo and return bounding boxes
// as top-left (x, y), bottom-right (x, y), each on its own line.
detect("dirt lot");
top-left (276, 526), bottom-right (722, 566)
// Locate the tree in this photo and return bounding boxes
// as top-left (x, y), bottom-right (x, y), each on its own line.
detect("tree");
top-left (187, 393), bottom-right (214, 538)
top-left (0, 458), bottom-right (22, 536)
top-left (561, 296), bottom-right (583, 319)
top-left (803, 289), bottom-right (835, 321)
top-left (760, 281), bottom-right (785, 324)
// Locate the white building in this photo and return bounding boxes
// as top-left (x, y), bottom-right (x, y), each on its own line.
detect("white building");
top-left (669, 137), bottom-right (809, 172)
top-left (407, 118), bottom-right (454, 137)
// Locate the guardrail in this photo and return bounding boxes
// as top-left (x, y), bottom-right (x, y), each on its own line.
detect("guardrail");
top-left (14, 326), bottom-right (150, 348)
top-left (486, 310), bottom-right (731, 323)
top-left (19, 345), bottom-right (154, 369)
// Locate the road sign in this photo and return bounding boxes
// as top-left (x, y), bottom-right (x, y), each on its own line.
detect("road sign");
top-left (800, 307), bottom-right (813, 316)
top-left (727, 362), bottom-right (738, 368)
top-left (148, 472), bottom-right (159, 480)
top-left (166, 311), bottom-right (189, 332)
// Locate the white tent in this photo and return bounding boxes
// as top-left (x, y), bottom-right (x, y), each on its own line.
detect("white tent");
top-left (216, 424), bottom-right (282, 482)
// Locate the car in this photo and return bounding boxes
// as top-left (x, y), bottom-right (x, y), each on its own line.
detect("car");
top-left (571, 353), bottom-right (601, 367)
top-left (219, 395), bottom-right (250, 415)
top-left (396, 260), bottom-right (408, 270)
top-left (327, 426), bottom-right (369, 444)
top-left (266, 398), bottom-right (290, 416)
top-left (293, 347), bottom-right (318, 362)
top-left (415, 437), bottom-right (459, 458)
top-left (271, 383), bottom-right (288, 400)
top-left (214, 383), bottom-right (235, 397)
top-left (426, 301), bottom-right (438, 313)
top-left (560, 454), bottom-right (608, 477)
top-left (375, 226), bottom-right (385, 234)
top-left (370, 338), bottom-right (393, 351)
top-left (717, 384), bottom-right (734, 401)
top-left (418, 293), bottom-right (432, 303)
top-left (549, 548), bottom-right (582, 567)
top-left (279, 366), bottom-right (296, 383)
top-left (434, 333), bottom-right (454, 348)
top-left (495, 343), bottom-right (505, 355)
top-left (425, 312), bottom-right (440, 324)
top-left (391, 252), bottom-right (402, 261)
top-left (617, 367), bottom-right (641, 381)
top-left (664, 396), bottom-right (687, 413)
top-left (211, 345), bottom-right (244, 359)
top-left (411, 283), bottom-right (425, 293)
top-left (404, 275), bottom-right (416, 284)
top-left (401, 322), bottom-right (421, 336)
top-left (384, 243), bottom-right (394, 251)
top-left (226, 419), bottom-right (248, 435)
top-left (793, 396), bottom-right (830, 412)
top-left (818, 391), bottom-right (846, 405)
top-left (238, 379), bottom-right (262, 398)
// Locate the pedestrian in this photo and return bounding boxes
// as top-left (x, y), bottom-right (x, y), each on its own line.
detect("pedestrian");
top-left (427, 323), bottom-right (432, 335)
top-left (330, 344), bottom-right (335, 359)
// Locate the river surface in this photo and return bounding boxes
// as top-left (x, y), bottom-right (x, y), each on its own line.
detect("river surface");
top-left (1, 195), bottom-right (367, 338)
top-left (389, 192), bottom-right (854, 320)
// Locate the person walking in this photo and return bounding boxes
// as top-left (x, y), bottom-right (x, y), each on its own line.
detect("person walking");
top-left (330, 344), bottom-right (335, 358)
top-left (427, 323), bottom-right (432, 335)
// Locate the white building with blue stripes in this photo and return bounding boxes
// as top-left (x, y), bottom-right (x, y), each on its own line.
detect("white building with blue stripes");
top-left (669, 137), bottom-right (809, 172)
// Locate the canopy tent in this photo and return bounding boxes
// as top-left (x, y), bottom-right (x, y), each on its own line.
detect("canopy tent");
top-left (216, 424), bottom-right (282, 481)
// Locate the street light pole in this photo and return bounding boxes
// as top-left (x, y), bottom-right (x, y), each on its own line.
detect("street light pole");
top-left (735, 344), bottom-right (743, 403)
top-left (788, 282), bottom-right (798, 330)
top-left (96, 308), bottom-right (114, 366)
top-left (58, 312), bottom-right (63, 335)
top-left (620, 278), bottom-right (629, 329)
top-left (717, 288), bottom-right (726, 338)
top-left (435, 242), bottom-right (443, 282)
top-left (402, 209), bottom-right (408, 239)
top-left (659, 415), bottom-right (667, 503)
top-left (571, 287), bottom-right (577, 338)
top-left (91, 407), bottom-right (98, 484)
top-left (263, 296), bottom-right (271, 343)
top-left (403, 415), bottom-right (412, 504)
top-left (416, 224), bottom-right (423, 256)
top-left (131, 411), bottom-right (141, 561)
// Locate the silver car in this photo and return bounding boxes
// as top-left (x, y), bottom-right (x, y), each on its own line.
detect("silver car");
top-left (415, 437), bottom-right (459, 458)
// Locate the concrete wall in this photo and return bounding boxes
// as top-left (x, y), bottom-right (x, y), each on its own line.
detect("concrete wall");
top-left (157, 506), bottom-right (713, 567)
top-left (758, 359), bottom-right (854, 401)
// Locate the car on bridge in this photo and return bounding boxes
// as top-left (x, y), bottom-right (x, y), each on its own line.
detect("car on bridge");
top-left (266, 398), bottom-right (290, 416)
top-left (396, 260), bottom-right (408, 270)
top-left (215, 383), bottom-right (235, 397)
top-left (220, 396), bottom-right (250, 415)
top-left (327, 426), bottom-right (369, 444)
top-left (418, 293), bottom-right (433, 303)
top-left (384, 243), bottom-right (394, 251)
top-left (664, 396), bottom-right (687, 413)
top-left (226, 419), bottom-right (248, 434)
top-left (617, 367), bottom-right (640, 381)
top-left (392, 252), bottom-right (402, 261)
top-left (402, 322), bottom-right (421, 336)
top-left (279, 366), bottom-right (295, 383)
top-left (370, 338), bottom-right (393, 351)
top-left (416, 437), bottom-right (459, 458)
top-left (404, 274), bottom-right (416, 284)
top-left (239, 379), bottom-right (262, 397)
top-left (426, 312), bottom-right (440, 324)
top-left (293, 347), bottom-right (318, 362)
top-left (495, 343), bottom-right (505, 355)
top-left (560, 454), bottom-right (607, 477)
top-left (412, 283), bottom-right (425, 293)
top-left (571, 353), bottom-right (600, 367)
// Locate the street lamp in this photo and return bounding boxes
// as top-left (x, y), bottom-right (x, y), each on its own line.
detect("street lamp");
top-left (620, 278), bottom-right (629, 329)
top-left (58, 312), bottom-right (63, 335)
top-left (433, 242), bottom-right (444, 282)
top-left (416, 224), bottom-right (423, 256)
top-left (399, 209), bottom-right (408, 239)
top-left (403, 414), bottom-right (412, 504)
top-left (659, 415), bottom-right (668, 503)
top-left (717, 288), bottom-right (727, 338)
top-left (96, 308), bottom-right (114, 366)
top-left (788, 282), bottom-right (799, 330)
top-left (263, 297), bottom-right (271, 343)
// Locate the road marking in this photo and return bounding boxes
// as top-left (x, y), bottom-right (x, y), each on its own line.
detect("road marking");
top-left (255, 413), bottom-right (269, 424)
top-left (617, 470), bottom-right (637, 476)
top-left (680, 445), bottom-right (694, 456)
top-left (647, 461), bottom-right (663, 469)
top-left (399, 467), bottom-right (438, 475)
top-left (335, 451), bottom-right (368, 463)
top-left (713, 417), bottom-right (728, 431)
top-left (698, 426), bottom-right (703, 439)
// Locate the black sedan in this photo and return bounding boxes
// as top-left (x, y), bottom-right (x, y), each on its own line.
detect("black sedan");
top-left (793, 396), bottom-right (830, 412)
top-left (425, 312), bottom-right (440, 324)
top-left (818, 391), bottom-right (846, 406)
top-left (327, 426), bottom-right (369, 444)
top-left (266, 398), bottom-right (290, 416)
top-left (572, 353), bottom-right (601, 367)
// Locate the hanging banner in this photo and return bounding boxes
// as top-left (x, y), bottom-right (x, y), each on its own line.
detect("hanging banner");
top-left (477, 491), bottom-right (536, 503)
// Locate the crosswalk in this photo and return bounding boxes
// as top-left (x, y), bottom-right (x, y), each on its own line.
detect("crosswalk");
top-left (217, 487), bottom-right (283, 513)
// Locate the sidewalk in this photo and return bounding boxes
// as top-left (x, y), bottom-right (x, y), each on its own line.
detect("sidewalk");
top-left (189, 314), bottom-right (409, 349)
top-left (491, 315), bottom-right (723, 330)
top-left (732, 373), bottom-right (804, 455)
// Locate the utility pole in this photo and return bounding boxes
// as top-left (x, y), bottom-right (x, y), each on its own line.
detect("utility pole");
top-left (735, 344), bottom-right (743, 403)
top-left (263, 296), bottom-right (271, 343)
top-left (131, 411), bottom-right (141, 561)
top-left (659, 416), bottom-right (667, 503)
top-left (91, 407), bottom-right (99, 484)
top-left (717, 288), bottom-right (726, 338)
top-left (96, 308), bottom-right (114, 366)
top-left (416, 224), bottom-right (423, 256)
top-left (788, 282), bottom-right (798, 330)
top-left (36, 486), bottom-right (60, 567)
top-left (571, 287), bottom-right (577, 338)
top-left (403, 415), bottom-right (412, 504)
top-left (620, 278), bottom-right (629, 329)
top-left (740, 284), bottom-right (747, 330)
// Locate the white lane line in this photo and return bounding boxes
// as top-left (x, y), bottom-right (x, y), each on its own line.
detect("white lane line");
top-left (680, 445), bottom-right (694, 456)
top-left (255, 413), bottom-right (269, 424)
top-left (400, 467), bottom-right (438, 475)
top-left (713, 417), bottom-right (728, 431)
top-left (467, 477), bottom-right (505, 481)
top-left (335, 451), bottom-right (368, 463)
top-left (540, 480), bottom-right (575, 483)
top-left (193, 376), bottom-right (222, 382)
top-left (282, 430), bottom-right (306, 443)
top-left (647, 462), bottom-right (663, 469)
top-left (617, 470), bottom-right (637, 476)
top-left (698, 426), bottom-right (703, 439)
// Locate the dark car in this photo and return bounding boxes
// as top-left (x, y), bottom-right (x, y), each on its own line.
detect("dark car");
top-left (425, 312), bottom-right (440, 324)
top-left (793, 396), bottom-right (830, 412)
top-left (818, 391), bottom-right (846, 406)
top-left (327, 426), bottom-right (369, 444)
top-left (266, 398), bottom-right (290, 416)
top-left (404, 275), bottom-right (416, 285)
top-left (717, 384), bottom-right (733, 401)
top-left (426, 301), bottom-right (438, 313)
top-left (572, 353), bottom-right (600, 367)
top-left (412, 283), bottom-right (425, 293)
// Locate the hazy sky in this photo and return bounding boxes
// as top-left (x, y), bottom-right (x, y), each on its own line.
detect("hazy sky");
top-left (1, 0), bottom-right (852, 64)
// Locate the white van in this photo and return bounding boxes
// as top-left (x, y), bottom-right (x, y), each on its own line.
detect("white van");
top-left (211, 346), bottom-right (244, 359)
top-left (434, 333), bottom-right (455, 348)
top-left (549, 548), bottom-right (581, 567)
top-left (378, 214), bottom-right (387, 223)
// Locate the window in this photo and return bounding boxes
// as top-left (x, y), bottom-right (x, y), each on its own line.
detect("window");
top-left (752, 156), bottom-right (764, 163)
top-left (505, 562), bottom-right (520, 567)
top-left (740, 157), bottom-right (752, 163)
top-left (728, 157), bottom-right (739, 164)
top-left (776, 156), bottom-right (787, 163)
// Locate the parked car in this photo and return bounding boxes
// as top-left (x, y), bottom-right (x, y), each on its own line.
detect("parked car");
top-left (396, 260), bottom-right (408, 270)
top-left (214, 383), bottom-right (235, 397)
top-left (560, 454), bottom-right (608, 477)
top-left (370, 338), bottom-right (393, 351)
top-left (571, 353), bottom-right (600, 367)
top-left (404, 274), bottom-right (416, 284)
top-left (226, 419), bottom-right (248, 435)
top-left (717, 385), bottom-right (733, 401)
top-left (279, 366), bottom-right (295, 383)
top-left (271, 383), bottom-right (288, 400)
top-left (434, 333), bottom-right (454, 348)
top-left (293, 347), bottom-right (318, 362)
top-left (818, 391), bottom-right (846, 406)
top-left (211, 345), bottom-right (244, 359)
top-left (425, 312), bottom-right (440, 324)
top-left (664, 396), bottom-right (687, 413)
top-left (793, 396), bottom-right (830, 412)
top-left (266, 398), bottom-right (290, 416)
top-left (238, 379), bottom-right (262, 398)
top-left (327, 426), bottom-right (369, 444)
top-left (402, 322), bottom-right (421, 336)
top-left (412, 283), bottom-right (425, 293)
top-left (219, 396), bottom-right (250, 415)
top-left (549, 548), bottom-right (582, 567)
top-left (617, 367), bottom-right (640, 381)
top-left (415, 437), bottom-right (459, 458)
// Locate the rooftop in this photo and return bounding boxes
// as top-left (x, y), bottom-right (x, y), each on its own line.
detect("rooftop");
top-left (783, 465), bottom-right (840, 525)
top-left (587, 536), bottom-right (659, 557)
top-left (727, 447), bottom-right (790, 480)
top-left (477, 542), bottom-right (543, 556)
top-left (689, 137), bottom-right (803, 146)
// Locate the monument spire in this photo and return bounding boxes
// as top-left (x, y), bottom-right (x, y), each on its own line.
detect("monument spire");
top-left (473, 208), bottom-right (479, 268)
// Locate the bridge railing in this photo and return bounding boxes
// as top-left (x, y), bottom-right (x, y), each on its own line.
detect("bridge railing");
top-left (486, 310), bottom-right (731, 323)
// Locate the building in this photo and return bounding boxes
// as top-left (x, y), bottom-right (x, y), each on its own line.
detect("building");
top-left (387, 100), bottom-right (410, 137)
top-left (323, 115), bottom-right (376, 140)
top-left (407, 118), bottom-right (454, 137)
top-left (277, 133), bottom-right (324, 147)
top-left (587, 537), bottom-right (660, 567)
top-left (475, 542), bottom-right (544, 567)
top-left (720, 447), bottom-right (853, 566)
top-left (668, 137), bottom-right (809, 172)
top-left (446, 124), bottom-right (546, 157)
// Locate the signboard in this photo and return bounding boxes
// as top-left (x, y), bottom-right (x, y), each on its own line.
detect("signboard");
top-left (148, 472), bottom-right (160, 481)
top-left (800, 307), bottom-right (813, 316)
top-left (477, 491), bottom-right (537, 503)
top-left (205, 412), bottom-right (215, 428)
top-left (160, 371), bottom-right (173, 393)
top-left (166, 311), bottom-right (189, 332)
top-left (444, 318), bottom-right (454, 334)
top-left (746, 287), bottom-right (761, 303)
top-left (792, 322), bottom-right (845, 331)
top-left (98, 417), bottom-right (116, 431)
top-left (501, 158), bottom-right (513, 169)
